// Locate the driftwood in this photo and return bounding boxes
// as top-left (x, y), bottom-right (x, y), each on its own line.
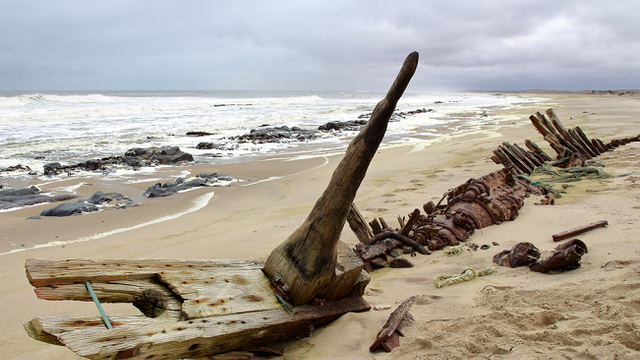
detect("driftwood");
top-left (262, 52), bottom-right (419, 306)
top-left (370, 296), bottom-right (417, 352)
top-left (551, 220), bottom-right (608, 242)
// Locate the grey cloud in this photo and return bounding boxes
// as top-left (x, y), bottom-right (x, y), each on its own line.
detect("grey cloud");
top-left (1, 0), bottom-right (638, 90)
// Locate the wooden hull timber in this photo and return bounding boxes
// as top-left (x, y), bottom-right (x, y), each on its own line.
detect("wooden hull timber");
top-left (25, 257), bottom-right (370, 359)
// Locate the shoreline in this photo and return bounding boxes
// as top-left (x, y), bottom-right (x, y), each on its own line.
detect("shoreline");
top-left (2, 90), bottom-right (640, 359)
top-left (0, 92), bottom-right (542, 255)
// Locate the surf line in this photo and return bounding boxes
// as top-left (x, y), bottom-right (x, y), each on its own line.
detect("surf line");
top-left (242, 156), bottom-right (330, 187)
top-left (0, 192), bottom-right (215, 256)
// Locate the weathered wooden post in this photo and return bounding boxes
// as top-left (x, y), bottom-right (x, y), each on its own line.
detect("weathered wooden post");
top-left (263, 51), bottom-right (419, 305)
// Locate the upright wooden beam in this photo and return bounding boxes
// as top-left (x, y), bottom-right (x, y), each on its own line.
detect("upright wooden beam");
top-left (347, 203), bottom-right (375, 244)
top-left (262, 52), bottom-right (420, 305)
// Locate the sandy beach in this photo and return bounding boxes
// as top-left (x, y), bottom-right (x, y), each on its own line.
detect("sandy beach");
top-left (2, 91), bottom-right (640, 359)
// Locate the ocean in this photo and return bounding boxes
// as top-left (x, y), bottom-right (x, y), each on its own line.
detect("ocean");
top-left (0, 90), bottom-right (544, 255)
top-left (0, 90), bottom-right (538, 174)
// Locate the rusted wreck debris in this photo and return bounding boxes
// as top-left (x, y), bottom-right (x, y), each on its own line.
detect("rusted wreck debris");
top-left (352, 168), bottom-right (543, 271)
top-left (493, 239), bottom-right (589, 273)
top-left (351, 107), bottom-right (639, 271)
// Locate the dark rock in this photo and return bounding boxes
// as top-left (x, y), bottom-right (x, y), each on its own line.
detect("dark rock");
top-left (40, 201), bottom-right (99, 217)
top-left (231, 126), bottom-right (318, 143)
top-left (44, 162), bottom-right (63, 176)
top-left (40, 191), bottom-right (132, 216)
top-left (200, 153), bottom-right (224, 158)
top-left (196, 173), bottom-right (220, 180)
top-left (196, 142), bottom-right (218, 150)
top-left (389, 257), bottom-right (414, 268)
top-left (124, 146), bottom-right (194, 165)
top-left (357, 108), bottom-right (433, 122)
top-left (143, 173), bottom-right (236, 198)
top-left (0, 164), bottom-right (32, 173)
top-left (143, 178), bottom-right (209, 198)
top-left (195, 173), bottom-right (234, 182)
top-left (0, 186), bottom-right (80, 210)
top-left (77, 157), bottom-right (120, 171)
top-left (86, 191), bottom-right (131, 205)
top-left (187, 131), bottom-right (214, 137)
top-left (318, 120), bottom-right (367, 132)
top-left (0, 186), bottom-right (40, 198)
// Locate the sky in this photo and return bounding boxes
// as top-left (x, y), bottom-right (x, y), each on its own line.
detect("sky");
top-left (1, 1), bottom-right (639, 92)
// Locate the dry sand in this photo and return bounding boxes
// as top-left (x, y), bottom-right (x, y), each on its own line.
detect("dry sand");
top-left (1, 91), bottom-right (640, 359)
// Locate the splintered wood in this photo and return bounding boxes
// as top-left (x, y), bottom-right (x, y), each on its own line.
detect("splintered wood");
top-left (24, 257), bottom-right (371, 359)
top-left (370, 296), bottom-right (417, 352)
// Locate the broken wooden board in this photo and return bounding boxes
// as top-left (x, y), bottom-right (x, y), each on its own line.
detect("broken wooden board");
top-left (370, 295), bottom-right (416, 352)
top-left (159, 269), bottom-right (281, 318)
top-left (25, 257), bottom-right (370, 359)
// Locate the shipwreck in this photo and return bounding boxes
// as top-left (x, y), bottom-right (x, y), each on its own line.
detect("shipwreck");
top-left (24, 49), bottom-right (640, 359)
top-left (25, 52), bottom-right (419, 359)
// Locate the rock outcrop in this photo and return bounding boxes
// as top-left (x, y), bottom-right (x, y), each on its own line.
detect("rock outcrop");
top-left (40, 191), bottom-right (133, 217)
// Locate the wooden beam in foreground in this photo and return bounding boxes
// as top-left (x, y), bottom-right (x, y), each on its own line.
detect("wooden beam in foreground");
top-left (24, 257), bottom-right (371, 359)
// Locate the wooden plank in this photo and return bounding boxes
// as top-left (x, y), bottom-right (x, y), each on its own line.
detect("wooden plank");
top-left (33, 279), bottom-right (183, 318)
top-left (524, 139), bottom-right (553, 162)
top-left (27, 297), bottom-right (371, 360)
top-left (370, 296), bottom-right (416, 352)
top-left (26, 258), bottom-right (264, 287)
top-left (347, 203), bottom-right (375, 244)
top-left (551, 220), bottom-right (609, 242)
top-left (159, 269), bottom-right (281, 319)
top-left (400, 209), bottom-right (420, 237)
top-left (575, 126), bottom-right (600, 155)
top-left (546, 108), bottom-right (592, 159)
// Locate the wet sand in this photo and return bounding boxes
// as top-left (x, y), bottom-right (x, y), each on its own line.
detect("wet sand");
top-left (2, 91), bottom-right (640, 359)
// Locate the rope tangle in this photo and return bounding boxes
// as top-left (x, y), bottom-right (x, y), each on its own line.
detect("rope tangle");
top-left (433, 266), bottom-right (497, 288)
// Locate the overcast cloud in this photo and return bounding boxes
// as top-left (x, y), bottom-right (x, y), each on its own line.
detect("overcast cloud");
top-left (2, 1), bottom-right (639, 91)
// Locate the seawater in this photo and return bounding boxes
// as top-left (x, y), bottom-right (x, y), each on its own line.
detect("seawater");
top-left (0, 90), bottom-right (538, 171)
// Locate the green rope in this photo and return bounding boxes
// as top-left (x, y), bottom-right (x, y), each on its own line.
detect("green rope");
top-left (442, 242), bottom-right (478, 257)
top-left (433, 266), bottom-right (497, 288)
top-left (530, 163), bottom-right (610, 197)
